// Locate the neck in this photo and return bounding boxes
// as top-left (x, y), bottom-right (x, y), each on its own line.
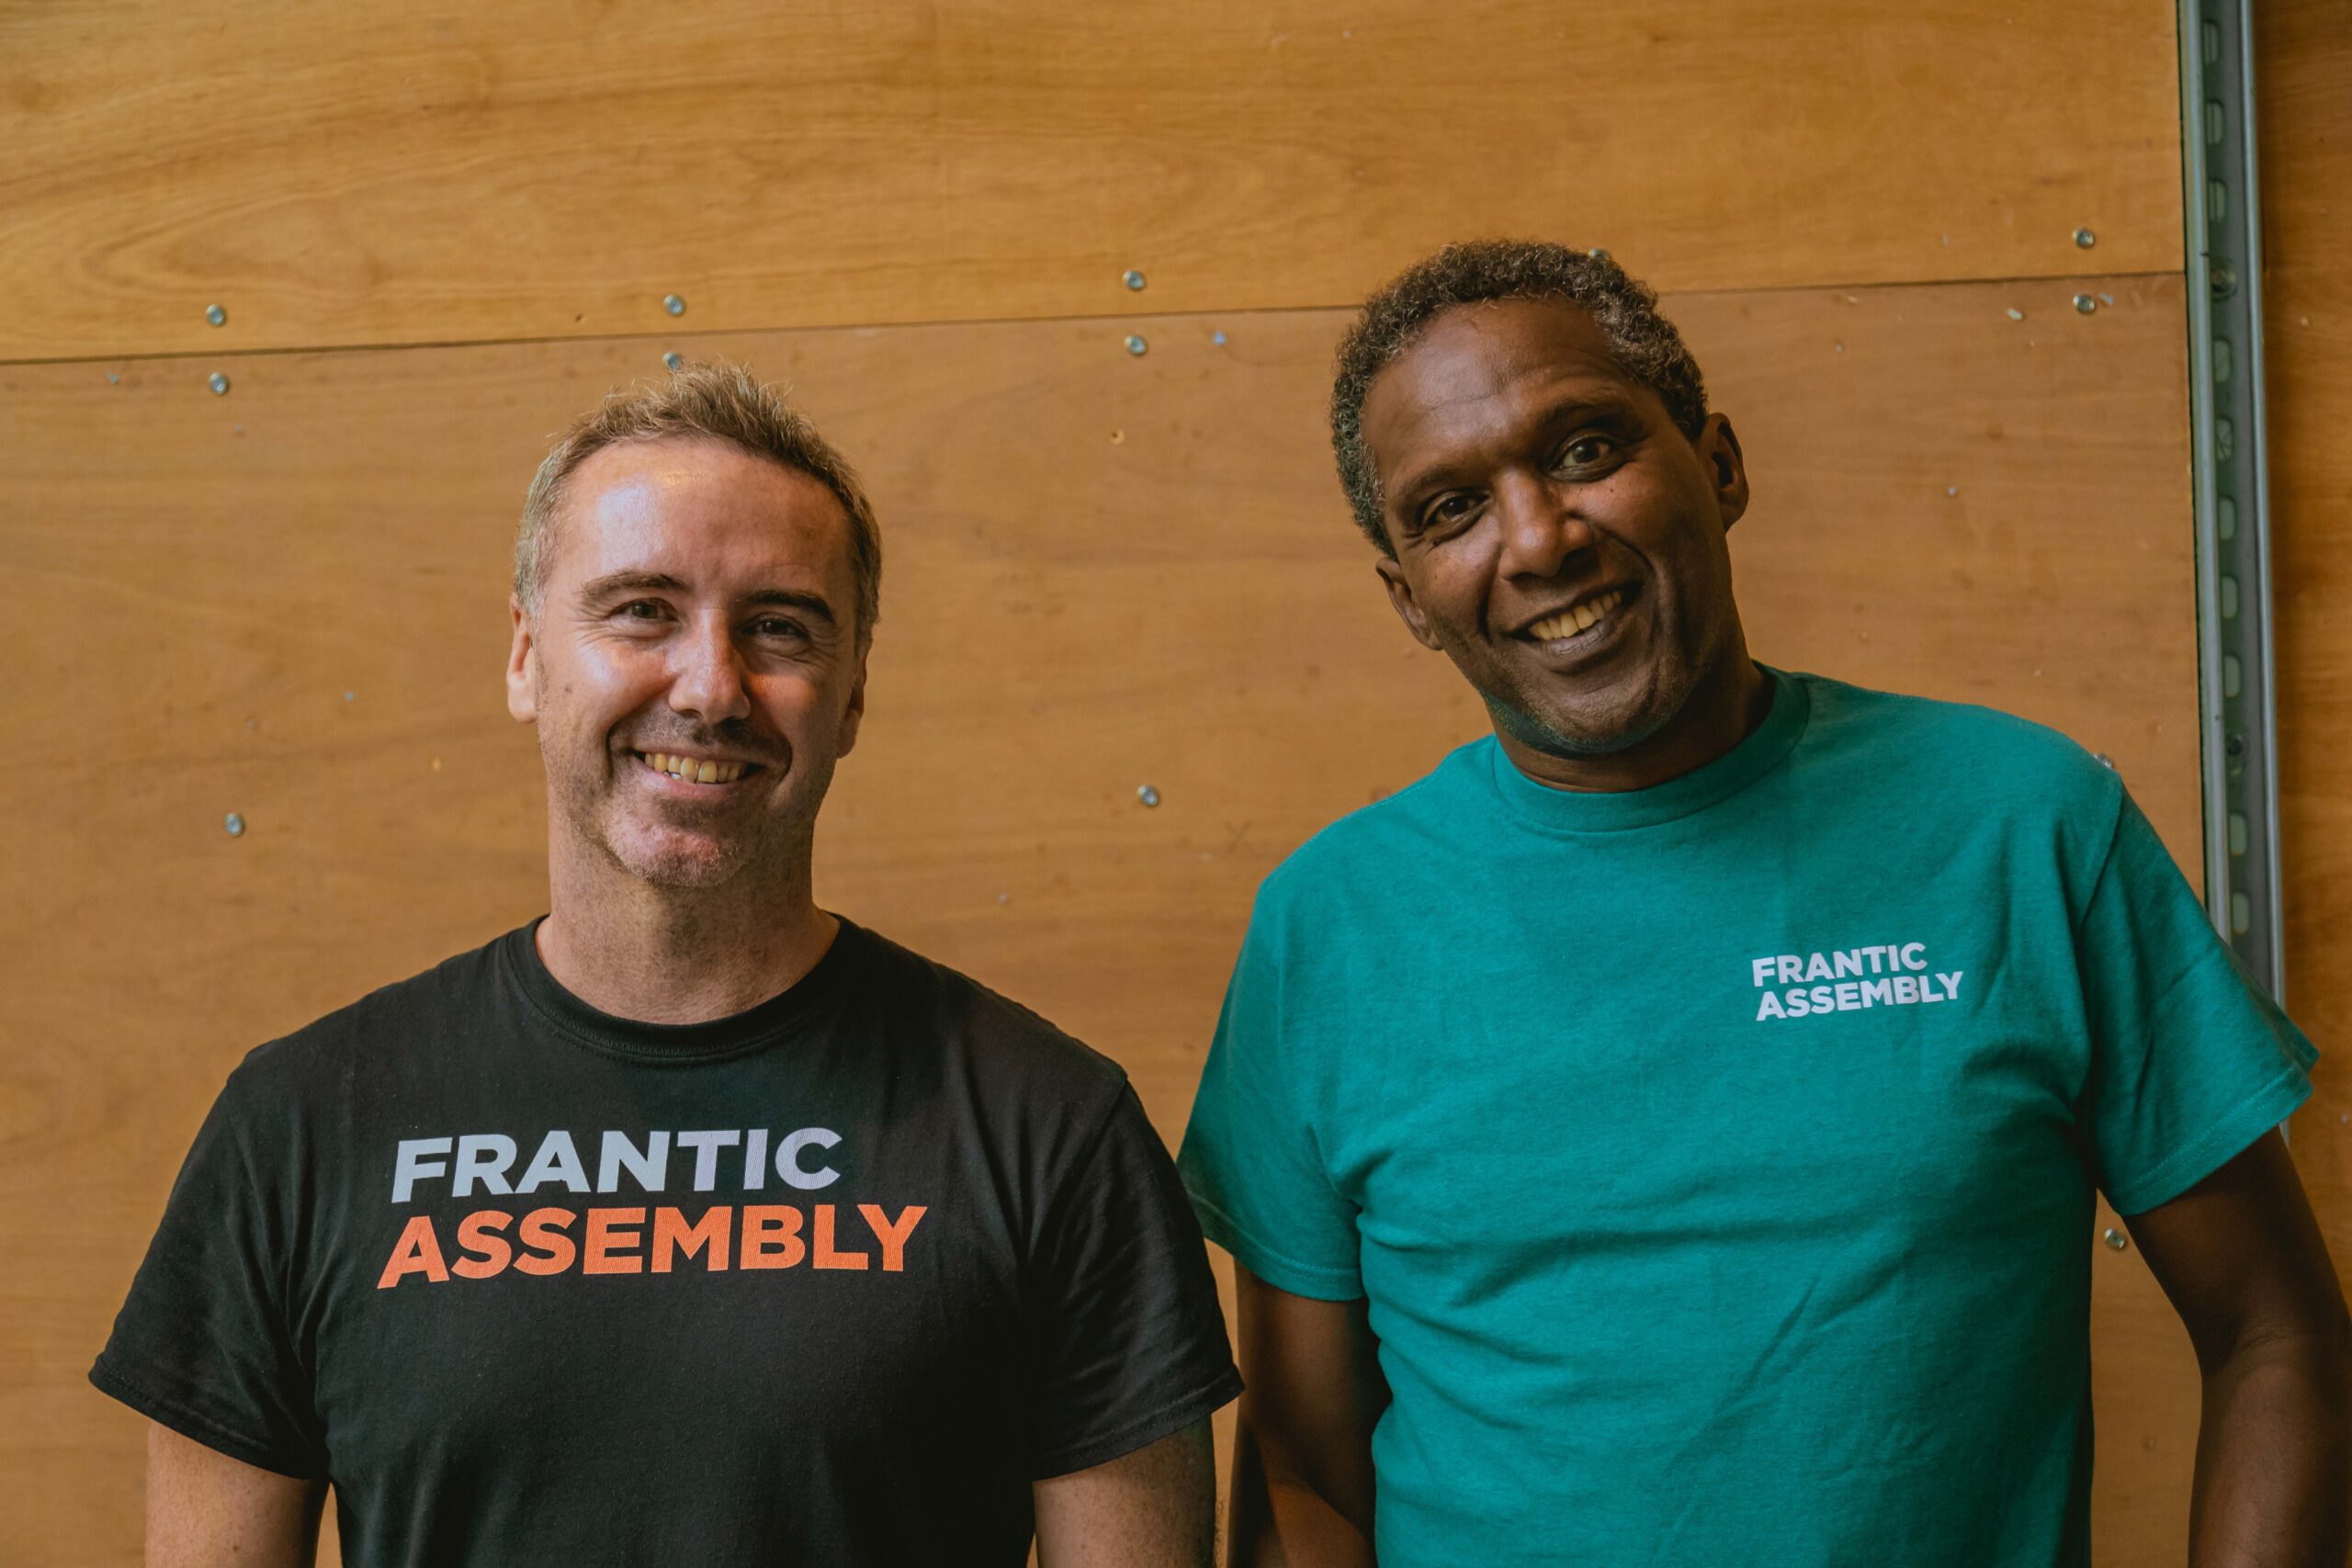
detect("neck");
top-left (537, 836), bottom-right (836, 1025)
top-left (1497, 646), bottom-right (1771, 794)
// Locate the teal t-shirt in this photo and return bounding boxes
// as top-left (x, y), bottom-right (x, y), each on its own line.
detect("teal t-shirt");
top-left (1179, 670), bottom-right (2315, 1567)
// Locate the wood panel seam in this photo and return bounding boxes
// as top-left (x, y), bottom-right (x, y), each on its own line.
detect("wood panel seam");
top-left (0, 271), bottom-right (2189, 371)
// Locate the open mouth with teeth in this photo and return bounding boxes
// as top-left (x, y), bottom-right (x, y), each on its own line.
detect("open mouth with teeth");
top-left (637, 751), bottom-right (756, 785)
top-left (1524, 585), bottom-right (1632, 643)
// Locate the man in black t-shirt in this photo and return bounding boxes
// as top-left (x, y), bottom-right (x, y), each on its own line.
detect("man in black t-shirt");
top-left (94, 363), bottom-right (1242, 1567)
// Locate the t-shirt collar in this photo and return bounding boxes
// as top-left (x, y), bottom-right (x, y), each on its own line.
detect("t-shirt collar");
top-left (501, 914), bottom-right (869, 1063)
top-left (1482, 665), bottom-right (1812, 834)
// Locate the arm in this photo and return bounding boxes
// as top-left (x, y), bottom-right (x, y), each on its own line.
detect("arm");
top-left (1033, 1419), bottom-right (1215, 1568)
top-left (145, 1421), bottom-right (324, 1568)
top-left (1228, 1262), bottom-right (1390, 1568)
top-left (2124, 1129), bottom-right (2351, 1567)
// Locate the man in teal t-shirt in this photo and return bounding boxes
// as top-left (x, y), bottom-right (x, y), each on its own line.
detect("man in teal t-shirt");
top-left (1179, 240), bottom-right (2349, 1566)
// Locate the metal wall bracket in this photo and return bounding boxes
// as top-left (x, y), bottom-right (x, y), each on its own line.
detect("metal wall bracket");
top-left (2178, 0), bottom-right (2282, 1000)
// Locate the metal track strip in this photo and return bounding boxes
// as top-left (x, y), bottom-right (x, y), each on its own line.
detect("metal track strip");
top-left (2178, 0), bottom-right (2282, 999)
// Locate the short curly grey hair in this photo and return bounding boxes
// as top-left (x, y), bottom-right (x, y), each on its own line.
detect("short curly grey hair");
top-left (515, 361), bottom-right (882, 646)
top-left (1330, 240), bottom-right (1709, 554)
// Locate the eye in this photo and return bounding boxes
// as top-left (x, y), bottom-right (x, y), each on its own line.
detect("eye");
top-left (750, 615), bottom-right (807, 640)
top-left (1419, 492), bottom-right (1482, 534)
top-left (617, 599), bottom-right (668, 621)
top-left (1555, 434), bottom-right (1619, 469)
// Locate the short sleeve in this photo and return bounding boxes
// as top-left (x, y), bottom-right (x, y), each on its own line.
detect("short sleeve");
top-left (1178, 907), bottom-right (1364, 1300)
top-left (88, 1065), bottom-right (326, 1478)
top-left (2076, 790), bottom-right (2318, 1215)
top-left (1023, 1085), bottom-right (1242, 1479)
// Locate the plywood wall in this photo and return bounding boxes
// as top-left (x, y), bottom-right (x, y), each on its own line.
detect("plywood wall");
top-left (0, 1), bottom-right (2182, 360)
top-left (2260, 0), bottom-right (2352, 1492)
top-left (0, 3), bottom-right (2308, 1563)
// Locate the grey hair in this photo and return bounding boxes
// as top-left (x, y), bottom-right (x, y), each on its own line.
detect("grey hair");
top-left (1330, 240), bottom-right (1710, 553)
top-left (514, 361), bottom-right (882, 644)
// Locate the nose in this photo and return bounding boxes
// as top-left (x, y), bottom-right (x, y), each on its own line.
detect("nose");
top-left (667, 614), bottom-right (752, 725)
top-left (1494, 471), bottom-right (1597, 580)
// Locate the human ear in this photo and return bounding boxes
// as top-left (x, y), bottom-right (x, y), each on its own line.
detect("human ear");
top-left (1697, 413), bottom-right (1750, 530)
top-left (505, 596), bottom-right (539, 724)
top-left (835, 650), bottom-right (869, 759)
top-left (1375, 555), bottom-right (1444, 652)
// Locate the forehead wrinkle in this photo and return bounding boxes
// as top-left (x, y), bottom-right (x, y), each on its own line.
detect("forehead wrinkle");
top-left (553, 444), bottom-right (854, 606)
top-left (1376, 295), bottom-right (1639, 423)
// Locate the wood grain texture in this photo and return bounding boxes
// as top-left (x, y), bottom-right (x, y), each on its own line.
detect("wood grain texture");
top-left (0, 275), bottom-right (2202, 1563)
top-left (0, 0), bottom-right (2186, 363)
top-left (2260, 0), bottom-right (2352, 1393)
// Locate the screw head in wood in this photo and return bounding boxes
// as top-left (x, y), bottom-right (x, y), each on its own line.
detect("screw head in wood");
top-left (208, 372), bottom-right (231, 395)
top-left (204, 304), bottom-right (227, 326)
top-left (663, 294), bottom-right (686, 316)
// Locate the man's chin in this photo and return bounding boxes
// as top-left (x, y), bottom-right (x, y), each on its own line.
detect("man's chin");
top-left (1488, 699), bottom-right (1647, 758)
top-left (1485, 666), bottom-right (1674, 759)
top-left (600, 830), bottom-right (754, 890)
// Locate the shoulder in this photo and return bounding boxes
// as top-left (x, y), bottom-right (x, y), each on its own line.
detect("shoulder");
top-left (1790, 671), bottom-right (2125, 829)
top-left (227, 930), bottom-right (514, 1101)
top-left (845, 924), bottom-right (1132, 1111)
top-left (1253, 739), bottom-right (1491, 917)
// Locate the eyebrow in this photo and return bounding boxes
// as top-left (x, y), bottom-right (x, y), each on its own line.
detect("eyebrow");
top-left (577, 571), bottom-right (839, 626)
top-left (741, 588), bottom-right (838, 626)
top-left (1387, 390), bottom-right (1639, 513)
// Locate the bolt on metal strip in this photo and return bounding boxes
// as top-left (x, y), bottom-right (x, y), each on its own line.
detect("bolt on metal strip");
top-left (2177, 0), bottom-right (2282, 999)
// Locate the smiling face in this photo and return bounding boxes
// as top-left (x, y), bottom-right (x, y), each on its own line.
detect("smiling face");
top-left (1363, 296), bottom-right (1754, 768)
top-left (505, 436), bottom-right (866, 892)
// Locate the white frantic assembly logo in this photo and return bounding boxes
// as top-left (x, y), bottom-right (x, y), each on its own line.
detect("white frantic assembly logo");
top-left (1748, 944), bottom-right (1964, 1021)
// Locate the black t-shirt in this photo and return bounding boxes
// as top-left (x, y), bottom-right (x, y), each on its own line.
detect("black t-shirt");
top-left (93, 919), bottom-right (1241, 1566)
